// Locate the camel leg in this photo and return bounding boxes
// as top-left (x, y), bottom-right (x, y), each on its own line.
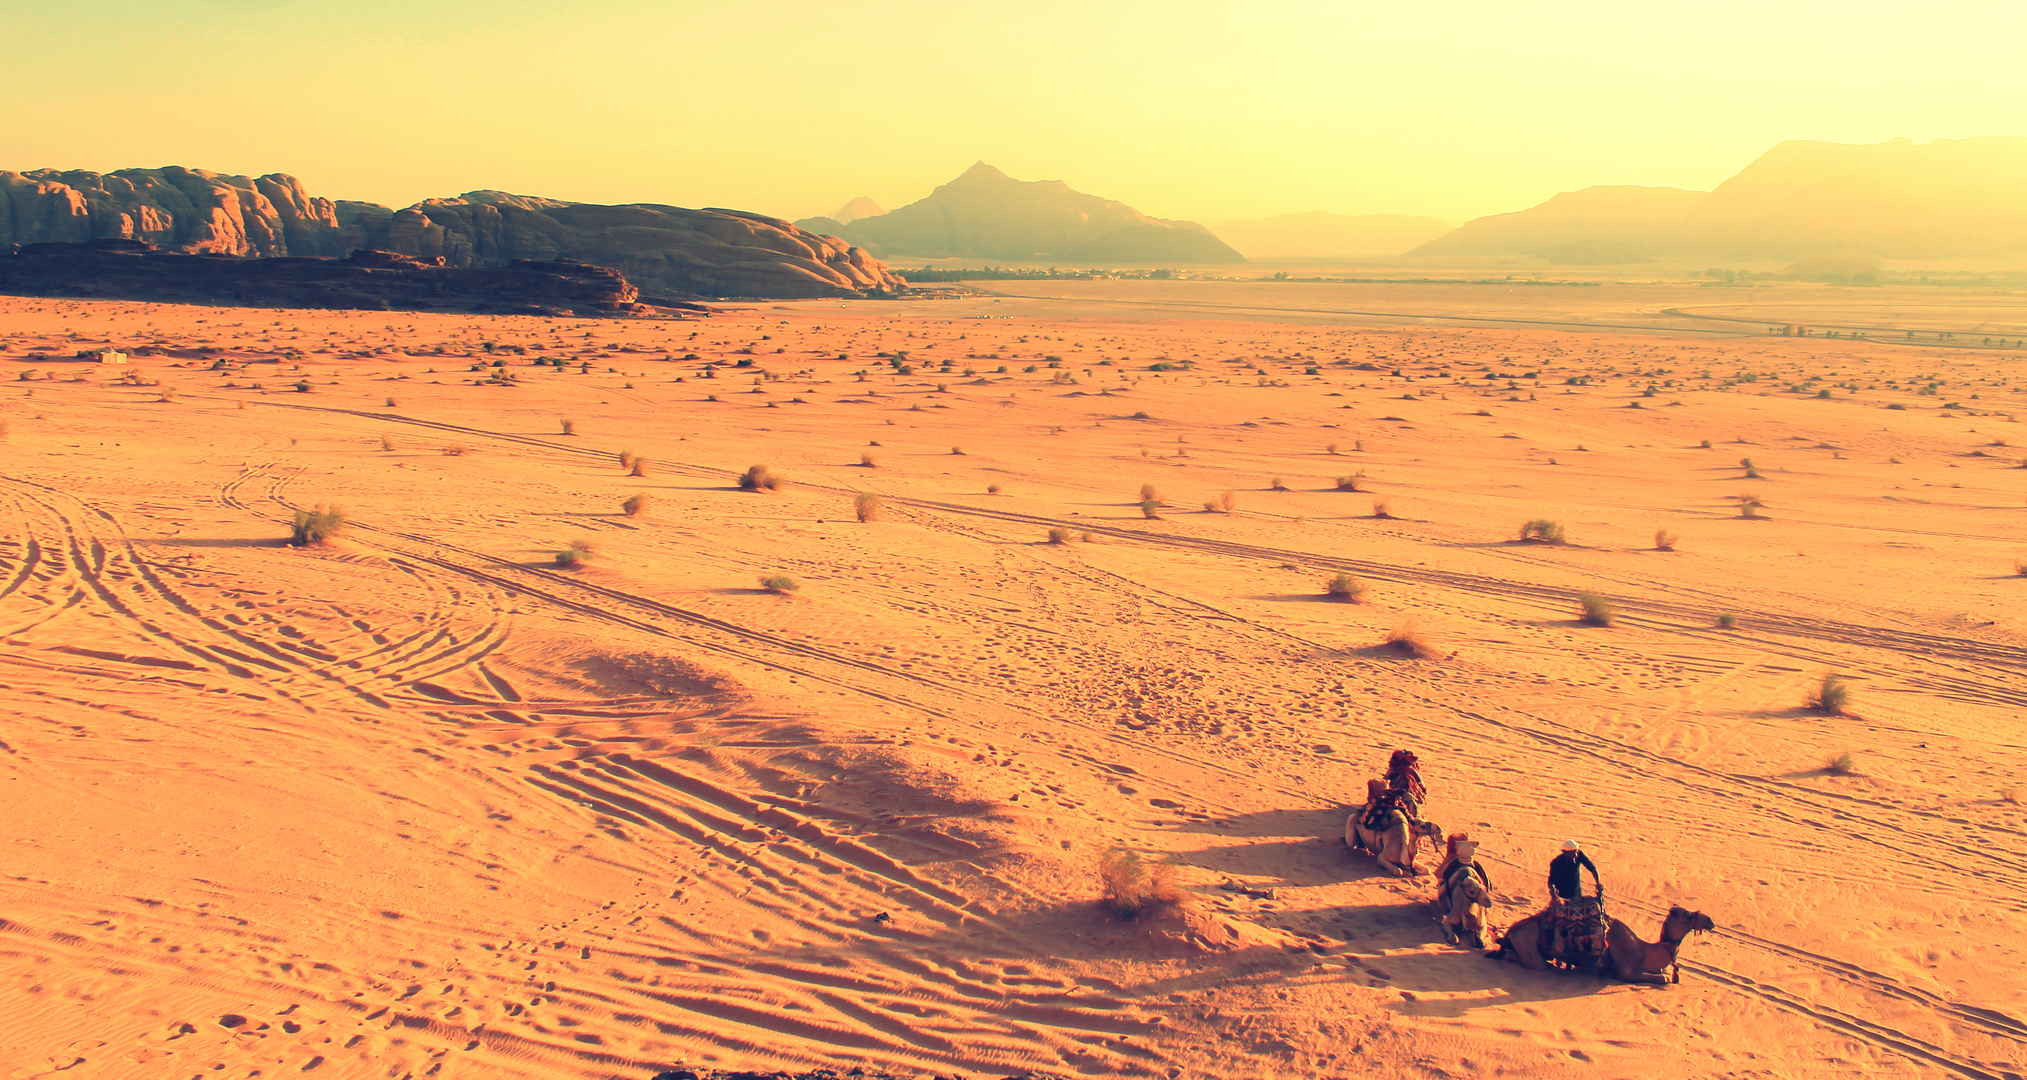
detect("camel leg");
top-left (1503, 918), bottom-right (1548, 970)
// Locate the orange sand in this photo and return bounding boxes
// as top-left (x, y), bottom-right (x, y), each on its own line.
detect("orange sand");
top-left (0, 284), bottom-right (2022, 1078)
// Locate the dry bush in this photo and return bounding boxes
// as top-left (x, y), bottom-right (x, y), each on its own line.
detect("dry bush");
top-left (554, 539), bottom-right (595, 569)
top-left (1047, 527), bottom-right (1072, 545)
top-left (619, 450), bottom-right (636, 469)
top-left (622, 494), bottom-right (648, 517)
top-left (1825, 752), bottom-right (1858, 776)
top-left (1371, 500), bottom-right (1393, 519)
top-left (559, 418), bottom-right (576, 435)
top-left (1741, 456), bottom-right (1762, 479)
top-left (760, 574), bottom-right (800, 595)
top-left (1517, 518), bottom-right (1566, 544)
top-left (442, 444), bottom-right (470, 456)
top-left (1653, 528), bottom-right (1678, 551)
top-left (379, 435), bottom-right (396, 452)
top-left (1269, 476), bottom-right (1288, 492)
top-left (288, 507), bottom-right (345, 547)
top-left (1737, 494), bottom-right (1766, 519)
top-left (628, 457), bottom-right (649, 477)
top-left (951, 446), bottom-right (966, 456)
top-left (1577, 592), bottom-right (1616, 626)
top-left (854, 493), bottom-right (881, 522)
top-left (1806, 674), bottom-right (1852, 716)
top-left (987, 483), bottom-right (1002, 495)
top-left (2015, 559), bottom-right (2027, 577)
top-left (1716, 612), bottom-right (1738, 630)
top-left (859, 452), bottom-right (877, 468)
top-left (1097, 850), bottom-right (1191, 921)
top-left (1140, 498), bottom-right (1161, 519)
top-left (384, 397), bottom-right (397, 408)
top-left (1218, 490), bottom-right (1238, 513)
top-left (1334, 473), bottom-right (1365, 492)
top-left (739, 465), bottom-right (784, 492)
top-left (1324, 572), bottom-right (1366, 603)
top-left (1139, 483), bottom-right (1159, 504)
top-left (2003, 786), bottom-right (2022, 805)
top-left (1326, 443), bottom-right (1341, 455)
top-left (1382, 624), bottom-right (1444, 659)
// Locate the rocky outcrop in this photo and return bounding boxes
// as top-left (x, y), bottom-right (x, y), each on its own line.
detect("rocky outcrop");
top-left (0, 167), bottom-right (345, 256)
top-left (346, 191), bottom-right (903, 300)
top-left (0, 239), bottom-right (644, 317)
top-left (840, 162), bottom-right (1243, 264)
top-left (1, 167), bottom-right (905, 298)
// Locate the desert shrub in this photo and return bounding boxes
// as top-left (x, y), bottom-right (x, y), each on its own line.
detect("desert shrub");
top-left (858, 452), bottom-right (877, 468)
top-left (559, 418), bottom-right (576, 435)
top-left (760, 574), bottom-right (800, 595)
top-left (629, 457), bottom-right (649, 477)
top-left (1218, 490), bottom-right (1237, 513)
top-left (622, 494), bottom-right (648, 517)
top-left (1269, 476), bottom-right (1288, 492)
top-left (384, 397), bottom-right (397, 408)
top-left (1517, 518), bottom-right (1566, 544)
top-left (1738, 494), bottom-right (1765, 519)
top-left (1325, 572), bottom-right (1366, 603)
top-left (986, 483), bottom-right (1002, 495)
top-left (619, 450), bottom-right (635, 469)
top-left (1139, 498), bottom-right (1161, 519)
top-left (1371, 500), bottom-right (1393, 519)
top-left (379, 435), bottom-right (395, 452)
top-left (1806, 674), bottom-right (1852, 716)
top-left (1576, 592), bottom-right (1616, 626)
top-left (1334, 473), bottom-right (1365, 492)
top-left (2015, 559), bottom-right (2027, 577)
top-left (1740, 456), bottom-right (1761, 479)
top-left (287, 506), bottom-right (345, 547)
top-left (739, 465), bottom-right (784, 492)
top-left (1047, 527), bottom-right (1072, 545)
top-left (1326, 443), bottom-right (1341, 455)
top-left (1716, 612), bottom-right (1738, 630)
top-left (1139, 483), bottom-right (1159, 504)
top-left (854, 493), bottom-right (881, 522)
top-left (1654, 528), bottom-right (1678, 551)
top-left (1382, 624), bottom-right (1443, 659)
top-left (554, 539), bottom-right (595, 569)
top-left (1097, 850), bottom-right (1190, 921)
top-left (1825, 752), bottom-right (1858, 776)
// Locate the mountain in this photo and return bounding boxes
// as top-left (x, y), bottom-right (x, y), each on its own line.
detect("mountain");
top-left (1210, 212), bottom-right (1449, 261)
top-left (1413, 138), bottom-right (2027, 264)
top-left (0, 167), bottom-right (904, 298)
top-left (830, 196), bottom-right (883, 225)
top-left (1411, 186), bottom-right (1704, 263)
top-left (839, 162), bottom-right (1243, 264)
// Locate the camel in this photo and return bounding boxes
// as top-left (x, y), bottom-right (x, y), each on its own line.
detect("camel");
top-left (1492, 904), bottom-right (1716, 985)
top-left (1345, 803), bottom-right (1442, 876)
top-left (1432, 864), bottom-right (1492, 947)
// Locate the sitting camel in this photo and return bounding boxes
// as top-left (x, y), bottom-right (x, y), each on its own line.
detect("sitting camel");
top-left (1492, 904), bottom-right (1715, 984)
top-left (1431, 836), bottom-right (1492, 947)
top-left (1344, 782), bottom-right (1442, 876)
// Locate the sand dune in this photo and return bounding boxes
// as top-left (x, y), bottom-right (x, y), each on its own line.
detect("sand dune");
top-left (0, 285), bottom-right (2022, 1078)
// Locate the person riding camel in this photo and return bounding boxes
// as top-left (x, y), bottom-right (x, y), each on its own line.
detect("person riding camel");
top-left (1386, 749), bottom-right (1427, 804)
top-left (1542, 840), bottom-right (1604, 961)
top-left (1436, 833), bottom-right (1491, 892)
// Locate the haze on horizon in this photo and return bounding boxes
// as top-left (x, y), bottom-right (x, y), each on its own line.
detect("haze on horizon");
top-left (11, 0), bottom-right (2027, 225)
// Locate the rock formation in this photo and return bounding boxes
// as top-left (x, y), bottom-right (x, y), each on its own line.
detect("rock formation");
top-left (0, 239), bottom-right (644, 317)
top-left (0, 168), bottom-right (904, 299)
top-left (1413, 138), bottom-right (2027, 264)
top-left (830, 196), bottom-right (883, 225)
top-left (839, 163), bottom-right (1243, 264)
top-left (1210, 212), bottom-right (1450, 261)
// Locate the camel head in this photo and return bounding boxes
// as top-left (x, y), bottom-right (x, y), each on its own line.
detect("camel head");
top-left (1413, 818), bottom-right (1444, 841)
top-left (1453, 873), bottom-right (1488, 905)
top-left (1668, 906), bottom-right (1717, 934)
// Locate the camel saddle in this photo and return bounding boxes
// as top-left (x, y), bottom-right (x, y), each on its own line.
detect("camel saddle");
top-left (1551, 897), bottom-right (1609, 966)
top-left (1362, 788), bottom-right (1410, 831)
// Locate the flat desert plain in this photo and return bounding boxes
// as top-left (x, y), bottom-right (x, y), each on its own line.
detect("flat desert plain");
top-left (0, 282), bottom-right (2023, 1079)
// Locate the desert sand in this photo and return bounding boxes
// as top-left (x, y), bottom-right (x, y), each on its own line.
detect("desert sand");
top-left (0, 281), bottom-right (2022, 1079)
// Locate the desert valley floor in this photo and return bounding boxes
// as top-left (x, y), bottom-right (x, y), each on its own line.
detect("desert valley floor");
top-left (0, 282), bottom-right (2023, 1079)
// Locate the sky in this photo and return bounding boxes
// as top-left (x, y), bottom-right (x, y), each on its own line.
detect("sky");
top-left (10, 0), bottom-right (2027, 225)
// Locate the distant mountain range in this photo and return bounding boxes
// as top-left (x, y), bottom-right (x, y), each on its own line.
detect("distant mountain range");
top-left (0, 167), bottom-right (903, 298)
top-left (1415, 137), bottom-right (2027, 264)
top-left (805, 163), bottom-right (1243, 264)
top-left (1210, 212), bottom-right (1449, 261)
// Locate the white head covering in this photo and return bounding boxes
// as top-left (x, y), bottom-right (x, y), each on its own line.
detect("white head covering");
top-left (1562, 839), bottom-right (1582, 851)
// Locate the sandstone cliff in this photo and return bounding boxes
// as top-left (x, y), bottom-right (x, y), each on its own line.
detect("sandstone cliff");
top-left (1, 168), bottom-right (904, 299)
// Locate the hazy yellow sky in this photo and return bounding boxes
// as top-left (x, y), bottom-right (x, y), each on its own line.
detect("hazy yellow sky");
top-left (11, 0), bottom-right (2026, 224)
